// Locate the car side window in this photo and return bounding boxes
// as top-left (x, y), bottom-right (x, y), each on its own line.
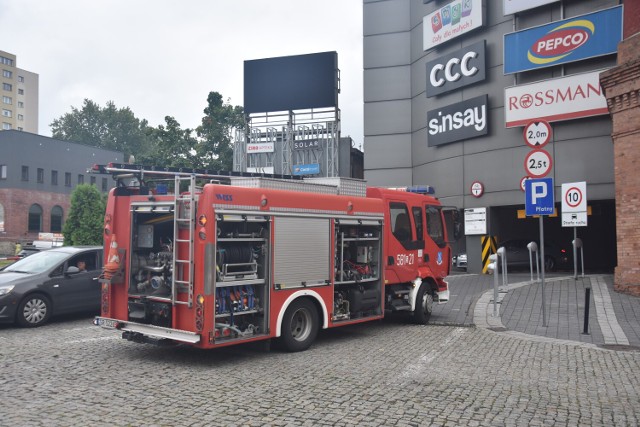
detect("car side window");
top-left (51, 264), bottom-right (64, 277)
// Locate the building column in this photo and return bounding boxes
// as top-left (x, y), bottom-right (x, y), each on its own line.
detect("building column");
top-left (600, 33), bottom-right (640, 296)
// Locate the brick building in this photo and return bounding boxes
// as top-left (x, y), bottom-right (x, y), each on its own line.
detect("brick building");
top-left (601, 1), bottom-right (640, 295)
top-left (0, 131), bottom-right (122, 254)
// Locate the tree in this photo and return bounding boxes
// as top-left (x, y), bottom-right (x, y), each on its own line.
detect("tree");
top-left (194, 92), bottom-right (244, 170)
top-left (62, 184), bottom-right (105, 246)
top-left (145, 116), bottom-right (198, 168)
top-left (51, 99), bottom-right (151, 161)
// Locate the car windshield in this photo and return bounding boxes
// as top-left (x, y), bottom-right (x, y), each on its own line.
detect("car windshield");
top-left (3, 250), bottom-right (69, 274)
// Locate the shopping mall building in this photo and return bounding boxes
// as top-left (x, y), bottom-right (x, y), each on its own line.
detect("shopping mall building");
top-left (362, 0), bottom-right (640, 293)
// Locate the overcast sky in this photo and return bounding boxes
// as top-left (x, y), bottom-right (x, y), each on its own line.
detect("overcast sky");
top-left (1, 0), bottom-right (364, 148)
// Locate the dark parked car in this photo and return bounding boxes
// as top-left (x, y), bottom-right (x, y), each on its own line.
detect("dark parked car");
top-left (492, 239), bottom-right (569, 272)
top-left (0, 246), bottom-right (103, 327)
top-left (6, 246), bottom-right (41, 261)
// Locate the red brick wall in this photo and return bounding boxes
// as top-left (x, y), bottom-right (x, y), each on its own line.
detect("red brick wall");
top-left (624, 0), bottom-right (640, 39)
top-left (601, 32), bottom-right (640, 296)
top-left (0, 189), bottom-right (70, 243)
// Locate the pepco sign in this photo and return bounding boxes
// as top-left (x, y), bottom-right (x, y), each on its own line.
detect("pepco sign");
top-left (504, 6), bottom-right (622, 74)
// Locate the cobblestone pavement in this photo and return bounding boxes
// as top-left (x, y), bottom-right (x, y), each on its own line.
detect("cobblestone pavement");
top-left (2, 315), bottom-right (640, 426)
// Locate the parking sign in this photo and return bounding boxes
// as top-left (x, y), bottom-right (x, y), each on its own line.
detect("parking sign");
top-left (525, 178), bottom-right (554, 216)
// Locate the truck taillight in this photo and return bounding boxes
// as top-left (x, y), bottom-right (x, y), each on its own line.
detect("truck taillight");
top-left (195, 294), bottom-right (204, 333)
top-left (101, 282), bottom-right (110, 315)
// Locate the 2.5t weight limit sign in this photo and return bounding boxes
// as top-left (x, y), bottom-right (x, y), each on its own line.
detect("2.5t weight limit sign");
top-left (524, 149), bottom-right (553, 178)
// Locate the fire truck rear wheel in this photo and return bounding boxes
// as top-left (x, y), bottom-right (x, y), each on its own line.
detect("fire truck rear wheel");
top-left (280, 298), bottom-right (319, 352)
top-left (414, 284), bottom-right (433, 325)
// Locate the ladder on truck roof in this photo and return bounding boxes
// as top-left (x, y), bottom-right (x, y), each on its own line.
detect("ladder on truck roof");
top-left (90, 163), bottom-right (368, 196)
top-left (90, 162), bottom-right (302, 187)
top-left (173, 175), bottom-right (196, 308)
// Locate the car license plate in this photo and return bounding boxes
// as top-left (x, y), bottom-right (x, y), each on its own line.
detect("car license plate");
top-left (97, 318), bottom-right (119, 329)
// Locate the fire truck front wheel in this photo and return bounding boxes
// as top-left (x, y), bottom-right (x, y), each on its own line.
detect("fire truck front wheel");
top-left (414, 284), bottom-right (433, 325)
top-left (280, 298), bottom-right (319, 352)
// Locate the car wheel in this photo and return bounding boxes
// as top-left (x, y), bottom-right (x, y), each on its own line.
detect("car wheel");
top-left (280, 298), bottom-right (319, 352)
top-left (16, 293), bottom-right (52, 327)
top-left (414, 283), bottom-right (433, 325)
top-left (544, 256), bottom-right (555, 272)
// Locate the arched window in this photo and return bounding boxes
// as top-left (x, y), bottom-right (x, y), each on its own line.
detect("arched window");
top-left (28, 204), bottom-right (43, 232)
top-left (0, 203), bottom-right (4, 232)
top-left (51, 205), bottom-right (63, 233)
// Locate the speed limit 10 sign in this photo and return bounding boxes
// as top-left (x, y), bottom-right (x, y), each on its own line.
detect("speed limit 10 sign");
top-left (561, 181), bottom-right (587, 212)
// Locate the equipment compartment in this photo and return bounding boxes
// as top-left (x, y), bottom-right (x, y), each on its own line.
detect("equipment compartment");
top-left (213, 214), bottom-right (270, 341)
top-left (333, 219), bottom-right (383, 321)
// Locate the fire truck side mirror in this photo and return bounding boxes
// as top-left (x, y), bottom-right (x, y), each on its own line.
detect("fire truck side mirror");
top-left (451, 209), bottom-right (462, 241)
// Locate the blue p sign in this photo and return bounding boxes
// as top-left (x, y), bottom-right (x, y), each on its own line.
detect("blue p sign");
top-left (525, 178), bottom-right (554, 216)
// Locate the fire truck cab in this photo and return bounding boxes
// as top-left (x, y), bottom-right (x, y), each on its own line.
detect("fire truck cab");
top-left (94, 164), bottom-right (455, 352)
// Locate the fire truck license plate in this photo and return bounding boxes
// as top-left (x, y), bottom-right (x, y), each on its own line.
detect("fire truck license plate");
top-left (97, 318), bottom-right (118, 329)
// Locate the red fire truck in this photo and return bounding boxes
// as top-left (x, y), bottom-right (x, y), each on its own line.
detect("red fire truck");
top-left (93, 164), bottom-right (458, 352)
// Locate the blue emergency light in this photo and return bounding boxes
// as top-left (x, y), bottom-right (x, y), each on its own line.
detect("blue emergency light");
top-left (405, 185), bottom-right (435, 195)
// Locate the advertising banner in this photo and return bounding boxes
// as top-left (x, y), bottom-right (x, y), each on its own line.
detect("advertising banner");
top-left (426, 40), bottom-right (486, 97)
top-left (293, 163), bottom-right (320, 176)
top-left (503, 0), bottom-right (559, 16)
top-left (247, 166), bottom-right (275, 174)
top-left (423, 0), bottom-right (484, 51)
top-left (503, 6), bottom-right (622, 74)
top-left (504, 70), bottom-right (608, 128)
top-left (427, 95), bottom-right (488, 146)
top-left (246, 143), bottom-right (275, 154)
top-left (293, 140), bottom-right (320, 150)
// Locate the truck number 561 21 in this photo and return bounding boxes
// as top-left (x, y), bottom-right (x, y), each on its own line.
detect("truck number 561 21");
top-left (396, 253), bottom-right (415, 266)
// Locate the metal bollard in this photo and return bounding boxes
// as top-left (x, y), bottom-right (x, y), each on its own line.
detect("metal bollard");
top-left (582, 287), bottom-right (591, 335)
top-left (527, 241), bottom-right (539, 282)
top-left (490, 253), bottom-right (499, 317)
top-left (572, 238), bottom-right (584, 278)
top-left (498, 246), bottom-right (507, 288)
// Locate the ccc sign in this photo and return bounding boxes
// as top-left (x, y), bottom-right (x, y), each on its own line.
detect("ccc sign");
top-left (426, 40), bottom-right (486, 98)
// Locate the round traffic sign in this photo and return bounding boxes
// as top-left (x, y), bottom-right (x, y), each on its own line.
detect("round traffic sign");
top-left (470, 181), bottom-right (484, 198)
top-left (524, 149), bottom-right (553, 178)
top-left (564, 186), bottom-right (583, 208)
top-left (520, 176), bottom-right (530, 192)
top-left (523, 121), bottom-right (552, 148)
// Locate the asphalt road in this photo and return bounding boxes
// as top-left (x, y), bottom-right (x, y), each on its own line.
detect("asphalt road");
top-left (1, 313), bottom-right (639, 426)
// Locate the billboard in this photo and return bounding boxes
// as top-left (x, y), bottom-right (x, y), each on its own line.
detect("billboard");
top-left (426, 40), bottom-right (486, 97)
top-left (503, 0), bottom-right (559, 15)
top-left (244, 52), bottom-right (338, 114)
top-left (423, 0), bottom-right (484, 51)
top-left (246, 143), bottom-right (274, 154)
top-left (427, 95), bottom-right (488, 146)
top-left (504, 70), bottom-right (608, 128)
top-left (293, 164), bottom-right (320, 176)
top-left (503, 6), bottom-right (622, 74)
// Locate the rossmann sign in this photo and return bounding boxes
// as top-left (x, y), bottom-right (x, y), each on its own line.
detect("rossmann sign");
top-left (503, 6), bottom-right (622, 74)
top-left (427, 95), bottom-right (488, 146)
top-left (504, 70), bottom-right (608, 128)
top-left (426, 40), bottom-right (486, 97)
